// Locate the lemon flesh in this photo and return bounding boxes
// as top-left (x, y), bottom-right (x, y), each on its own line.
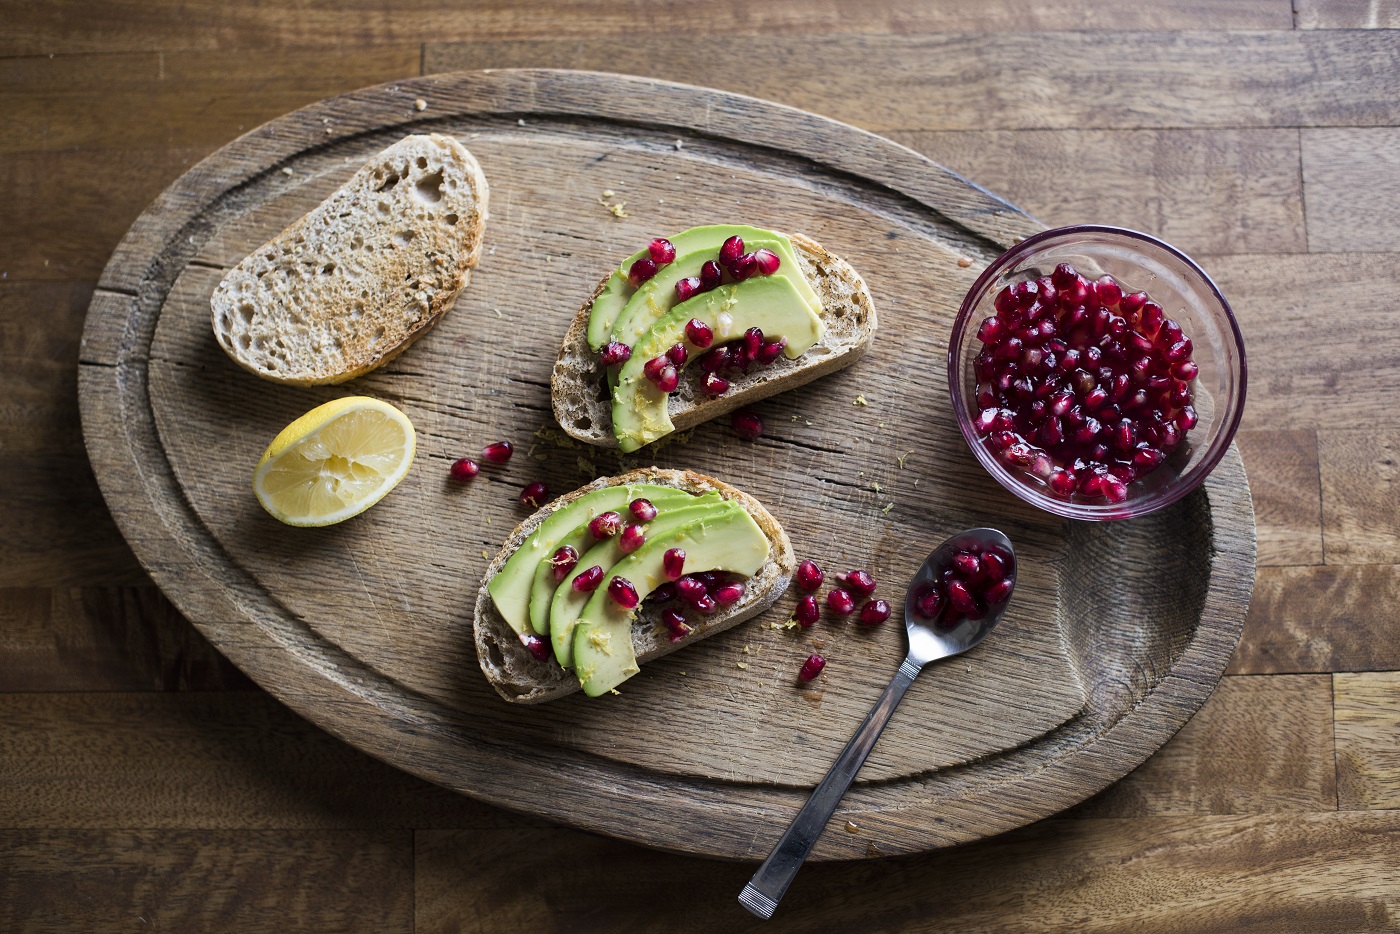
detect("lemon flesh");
top-left (253, 396), bottom-right (415, 527)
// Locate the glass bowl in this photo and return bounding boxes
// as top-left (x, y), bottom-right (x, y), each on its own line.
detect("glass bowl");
top-left (948, 225), bottom-right (1246, 521)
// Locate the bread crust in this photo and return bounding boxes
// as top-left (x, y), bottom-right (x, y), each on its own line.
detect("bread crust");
top-left (211, 133), bottom-right (489, 385)
top-left (550, 232), bottom-right (876, 447)
top-left (473, 468), bottom-right (795, 704)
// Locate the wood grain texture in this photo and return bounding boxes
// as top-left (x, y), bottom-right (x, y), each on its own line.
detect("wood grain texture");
top-left (1232, 565), bottom-right (1400, 675)
top-left (1235, 430), bottom-right (1323, 567)
top-left (890, 129), bottom-right (1305, 257)
top-left (1335, 672), bottom-right (1400, 810)
top-left (425, 32), bottom-right (1400, 132)
top-left (76, 69), bottom-right (1255, 859)
top-left (417, 812), bottom-right (1400, 933)
top-left (1297, 0), bottom-right (1400, 28)
top-left (0, 0), bottom-right (1293, 56)
top-left (1066, 675), bottom-right (1336, 817)
top-left (0, 830), bottom-right (414, 934)
top-left (1209, 254), bottom-right (1400, 432)
top-left (1303, 128), bottom-right (1400, 253)
top-left (0, 587), bottom-right (249, 692)
top-left (1320, 429), bottom-right (1400, 564)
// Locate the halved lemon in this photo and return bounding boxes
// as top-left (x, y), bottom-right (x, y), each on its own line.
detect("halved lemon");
top-left (253, 396), bottom-right (416, 527)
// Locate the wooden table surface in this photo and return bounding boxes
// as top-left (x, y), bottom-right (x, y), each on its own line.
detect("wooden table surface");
top-left (4, 2), bottom-right (1399, 930)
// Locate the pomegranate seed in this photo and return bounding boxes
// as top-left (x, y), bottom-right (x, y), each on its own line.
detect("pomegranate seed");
top-left (522, 633), bottom-right (551, 661)
top-left (915, 585), bottom-right (946, 619)
top-left (1048, 469), bottom-right (1077, 496)
top-left (1120, 292), bottom-right (1147, 317)
top-left (757, 338), bottom-right (787, 364)
top-left (662, 548), bottom-right (686, 581)
top-left (550, 546), bottom-right (579, 582)
top-left (946, 579), bottom-right (981, 619)
top-left (732, 409), bottom-right (764, 441)
top-left (449, 457), bottom-right (479, 481)
top-left (653, 581), bottom-right (678, 603)
top-left (648, 237), bottom-right (676, 265)
top-left (713, 582), bottom-right (745, 606)
top-left (661, 608), bottom-right (691, 642)
top-left (951, 551), bottom-right (981, 578)
top-left (794, 594), bottom-right (820, 627)
top-left (674, 277), bottom-right (701, 302)
top-left (692, 593), bottom-right (717, 614)
top-left (984, 577), bottom-right (1014, 605)
top-left (1171, 360), bottom-right (1199, 381)
top-left (676, 576), bottom-right (707, 605)
top-left (840, 570), bottom-right (877, 597)
top-left (703, 373), bottom-right (730, 396)
top-left (608, 577), bottom-right (640, 609)
top-left (599, 341), bottom-right (632, 366)
top-left (752, 248), bottom-right (781, 275)
top-left (1166, 339), bottom-right (1194, 363)
top-left (520, 481), bottom-right (549, 509)
top-left (698, 350), bottom-right (725, 375)
top-left (655, 365), bottom-right (679, 393)
top-left (798, 654), bottom-right (826, 683)
top-left (1051, 263), bottom-right (1079, 288)
top-left (588, 511), bottom-right (622, 540)
top-left (629, 498), bottom-right (658, 522)
top-left (572, 565), bottom-right (604, 592)
top-left (618, 523), bottom-right (646, 553)
top-left (700, 260), bottom-right (723, 290)
top-left (1094, 275), bottom-right (1123, 307)
top-left (977, 317), bottom-right (1005, 344)
top-left (643, 355), bottom-right (669, 383)
top-left (694, 571), bottom-right (721, 590)
top-left (719, 235), bottom-right (744, 266)
top-left (667, 343), bottom-right (689, 367)
top-left (1133, 446), bottom-right (1166, 472)
top-left (1177, 405), bottom-right (1199, 430)
top-left (685, 318), bottom-right (714, 348)
top-left (982, 546), bottom-right (1011, 578)
top-left (827, 589), bottom-right (856, 614)
top-left (1101, 476), bottom-right (1128, 503)
top-left (728, 252), bottom-right (757, 280)
top-left (628, 256), bottom-right (658, 287)
top-left (742, 327), bottom-right (764, 362)
top-left (859, 599), bottom-right (892, 626)
top-left (482, 441), bottom-right (513, 464)
top-left (796, 559), bottom-right (825, 591)
top-left (1140, 302), bottom-right (1164, 336)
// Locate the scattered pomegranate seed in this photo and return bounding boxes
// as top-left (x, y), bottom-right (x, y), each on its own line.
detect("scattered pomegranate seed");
top-left (648, 237), bottom-right (676, 265)
top-left (655, 365), bottom-right (679, 393)
top-left (752, 248), bottom-right (781, 275)
top-left (572, 565), bottom-right (604, 592)
top-left (653, 581), bottom-right (678, 603)
top-left (798, 654), bottom-right (826, 683)
top-left (629, 498), bottom-right (658, 522)
top-left (521, 633), bottom-right (550, 661)
top-left (618, 523), bottom-right (646, 553)
top-left (449, 458), bottom-right (479, 482)
top-left (827, 589), bottom-right (856, 615)
top-left (662, 608), bottom-right (692, 642)
top-left (757, 338), bottom-right (787, 364)
top-left (676, 576), bottom-right (707, 605)
top-left (743, 327), bottom-right (764, 362)
top-left (732, 409), bottom-right (764, 441)
top-left (599, 341), bottom-right (632, 366)
top-left (728, 252), bottom-right (757, 280)
top-left (628, 256), bottom-right (658, 288)
top-left (643, 355), bottom-right (669, 383)
top-left (703, 373), bottom-right (730, 396)
top-left (588, 512), bottom-right (622, 540)
top-left (519, 481), bottom-right (549, 509)
top-left (481, 441), bottom-right (513, 464)
top-left (713, 582), bottom-right (745, 606)
top-left (794, 594), bottom-right (820, 627)
top-left (692, 593), bottom-right (717, 614)
top-left (674, 277), bottom-right (701, 302)
top-left (685, 318), bottom-right (714, 348)
top-left (550, 546), bottom-right (579, 582)
top-left (796, 559), bottom-right (825, 591)
top-left (700, 260), bottom-right (723, 290)
top-left (840, 570), bottom-right (877, 597)
top-left (719, 235), bottom-right (744, 267)
top-left (667, 343), bottom-right (689, 367)
top-left (860, 599), bottom-right (892, 626)
top-left (608, 577), bottom-right (640, 609)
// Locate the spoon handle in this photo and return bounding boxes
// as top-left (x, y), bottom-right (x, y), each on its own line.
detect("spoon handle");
top-left (739, 655), bottom-right (924, 919)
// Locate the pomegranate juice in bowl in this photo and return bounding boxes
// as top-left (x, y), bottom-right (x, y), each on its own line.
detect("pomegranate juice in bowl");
top-left (948, 226), bottom-right (1246, 521)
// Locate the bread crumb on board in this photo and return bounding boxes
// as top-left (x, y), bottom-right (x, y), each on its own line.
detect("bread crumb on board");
top-left (853, 395), bottom-right (869, 406)
top-left (957, 256), bottom-right (973, 268)
top-left (414, 99), bottom-right (427, 112)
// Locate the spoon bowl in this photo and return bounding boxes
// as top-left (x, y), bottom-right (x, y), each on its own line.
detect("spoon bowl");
top-left (740, 529), bottom-right (1018, 920)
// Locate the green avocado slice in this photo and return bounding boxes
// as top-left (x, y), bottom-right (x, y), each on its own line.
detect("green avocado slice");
top-left (487, 482), bottom-right (704, 637)
top-left (526, 488), bottom-right (700, 637)
top-left (548, 496), bottom-right (733, 667)
top-left (572, 508), bottom-right (772, 697)
top-left (611, 274), bottom-right (825, 452)
top-left (584, 225), bottom-right (819, 351)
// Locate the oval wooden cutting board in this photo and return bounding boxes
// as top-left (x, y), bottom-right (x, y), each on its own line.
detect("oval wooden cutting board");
top-left (78, 69), bottom-right (1255, 860)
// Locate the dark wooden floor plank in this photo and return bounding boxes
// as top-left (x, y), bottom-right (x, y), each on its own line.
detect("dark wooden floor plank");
top-left (1319, 429), bottom-right (1400, 564)
top-left (0, 0), bottom-right (1295, 56)
top-left (417, 812), bottom-right (1400, 933)
top-left (1297, 0), bottom-right (1400, 28)
top-left (891, 128), bottom-right (1304, 257)
top-left (1302, 128), bottom-right (1400, 253)
top-left (425, 31), bottom-right (1400, 132)
top-left (1235, 430), bottom-right (1323, 568)
top-left (0, 830), bottom-right (413, 934)
top-left (1335, 672), bottom-right (1400, 810)
top-left (1229, 565), bottom-right (1400, 674)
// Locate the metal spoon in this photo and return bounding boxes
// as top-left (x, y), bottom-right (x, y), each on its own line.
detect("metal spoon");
top-left (738, 528), bottom-right (1018, 920)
